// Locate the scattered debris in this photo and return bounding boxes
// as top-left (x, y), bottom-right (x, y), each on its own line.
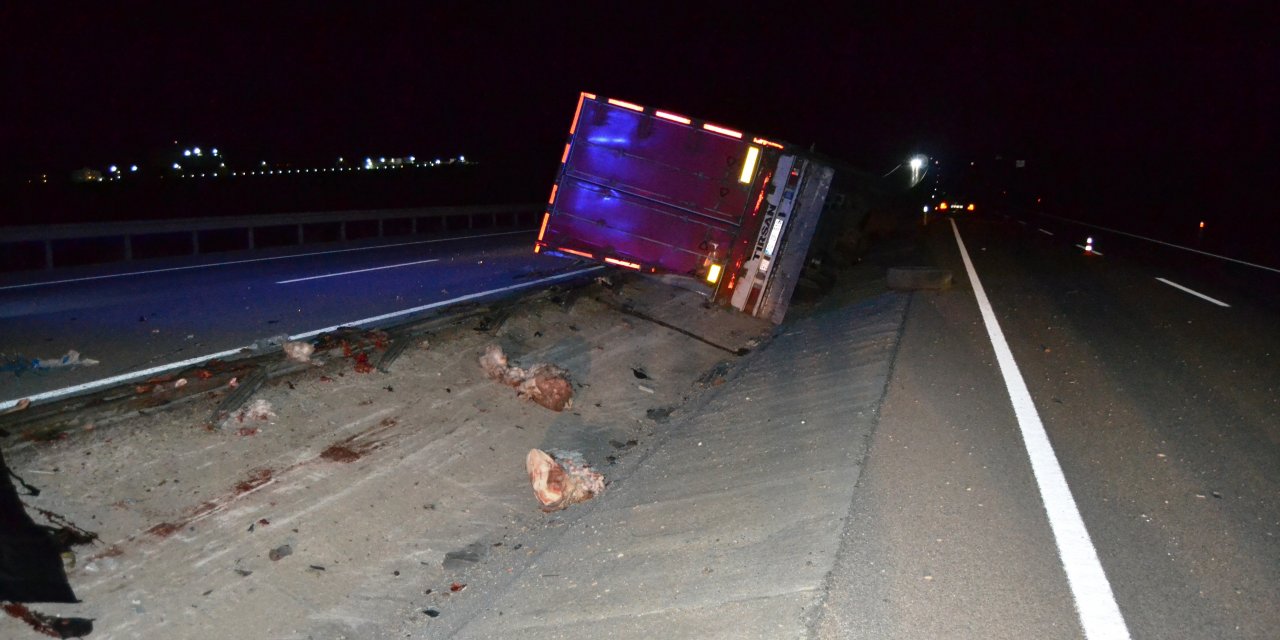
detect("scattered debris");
top-left (2, 603), bottom-right (94, 639)
top-left (631, 367), bottom-right (651, 380)
top-left (637, 385), bottom-right (655, 394)
top-left (696, 361), bottom-right (732, 387)
top-left (479, 345), bottom-right (574, 412)
top-left (646, 406), bottom-right (674, 422)
top-left (212, 368), bottom-right (268, 426)
top-left (375, 334), bottom-right (414, 372)
top-left (234, 569), bottom-right (253, 577)
top-left (268, 544), bottom-right (292, 561)
top-left (173, 378), bottom-right (188, 389)
top-left (442, 544), bottom-right (485, 570)
top-left (252, 334), bottom-right (291, 352)
top-left (423, 608), bottom-right (441, 618)
top-left (221, 398), bottom-right (277, 430)
top-left (353, 352), bottom-right (374, 374)
top-left (283, 340), bottom-right (315, 363)
top-left (526, 449), bottom-right (605, 511)
top-left (450, 582), bottom-right (466, 593)
top-left (2, 398), bottom-right (31, 414)
top-left (2, 350), bottom-right (100, 376)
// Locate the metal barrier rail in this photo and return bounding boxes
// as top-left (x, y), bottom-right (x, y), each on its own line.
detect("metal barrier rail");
top-left (0, 204), bottom-right (540, 272)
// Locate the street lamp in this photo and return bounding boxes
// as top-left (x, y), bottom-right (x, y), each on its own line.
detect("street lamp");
top-left (909, 156), bottom-right (927, 186)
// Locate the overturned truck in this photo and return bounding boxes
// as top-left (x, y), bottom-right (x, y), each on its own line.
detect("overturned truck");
top-left (535, 92), bottom-right (856, 324)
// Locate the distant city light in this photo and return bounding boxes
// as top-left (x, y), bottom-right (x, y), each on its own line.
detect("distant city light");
top-left (459, 155), bottom-right (465, 162)
top-left (409, 156), bottom-right (416, 162)
top-left (109, 165), bottom-right (119, 173)
top-left (183, 150), bottom-right (192, 157)
top-left (173, 162), bottom-right (181, 169)
top-left (193, 147), bottom-right (202, 156)
top-left (211, 148), bottom-right (218, 156)
top-left (130, 165), bottom-right (138, 172)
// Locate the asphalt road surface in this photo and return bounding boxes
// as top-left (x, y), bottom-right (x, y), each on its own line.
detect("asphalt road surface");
top-left (823, 210), bottom-right (1277, 638)
top-left (0, 230), bottom-right (592, 408)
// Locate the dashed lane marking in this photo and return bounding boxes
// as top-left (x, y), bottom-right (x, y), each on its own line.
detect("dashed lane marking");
top-left (276, 258), bottom-right (440, 284)
top-left (1155, 277), bottom-right (1230, 307)
top-left (0, 230), bottom-right (531, 291)
top-left (0, 267), bottom-right (603, 411)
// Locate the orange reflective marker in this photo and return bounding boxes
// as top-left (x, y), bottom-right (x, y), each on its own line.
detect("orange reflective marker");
top-left (604, 257), bottom-right (641, 270)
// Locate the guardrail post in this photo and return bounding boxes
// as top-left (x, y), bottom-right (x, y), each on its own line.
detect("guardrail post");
top-left (44, 240), bottom-right (54, 270)
top-left (297, 224), bottom-right (304, 245)
top-left (124, 235), bottom-right (133, 261)
top-left (378, 218), bottom-right (384, 238)
top-left (192, 230), bottom-right (200, 255)
top-left (247, 227), bottom-right (255, 250)
top-left (340, 221), bottom-right (347, 241)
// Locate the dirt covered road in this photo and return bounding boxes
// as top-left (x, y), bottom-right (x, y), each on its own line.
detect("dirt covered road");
top-left (1, 274), bottom-right (771, 639)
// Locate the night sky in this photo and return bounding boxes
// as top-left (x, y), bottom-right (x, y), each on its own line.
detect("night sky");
top-left (4, 3), bottom-right (1277, 233)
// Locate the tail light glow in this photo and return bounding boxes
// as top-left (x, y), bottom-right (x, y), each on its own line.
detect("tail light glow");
top-left (752, 137), bottom-right (783, 149)
top-left (561, 143), bottom-right (571, 163)
top-left (548, 184), bottom-right (559, 205)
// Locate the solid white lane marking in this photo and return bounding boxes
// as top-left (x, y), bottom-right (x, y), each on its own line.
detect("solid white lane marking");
top-left (1038, 228), bottom-right (1055, 236)
top-left (1075, 245), bottom-right (1105, 256)
top-left (950, 219), bottom-right (1131, 639)
top-left (276, 258), bottom-right (440, 284)
top-left (1037, 213), bottom-right (1280, 275)
top-left (0, 267), bottom-right (602, 411)
top-left (0, 230), bottom-right (532, 291)
top-left (1155, 277), bottom-right (1230, 307)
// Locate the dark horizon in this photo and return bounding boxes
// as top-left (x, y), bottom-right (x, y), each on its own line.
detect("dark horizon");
top-left (4, 4), bottom-right (1277, 240)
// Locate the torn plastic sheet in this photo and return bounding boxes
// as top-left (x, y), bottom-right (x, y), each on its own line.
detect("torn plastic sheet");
top-left (2, 350), bottom-right (100, 376)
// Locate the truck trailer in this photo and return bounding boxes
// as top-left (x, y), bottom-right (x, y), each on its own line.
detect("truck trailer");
top-left (535, 92), bottom-right (836, 324)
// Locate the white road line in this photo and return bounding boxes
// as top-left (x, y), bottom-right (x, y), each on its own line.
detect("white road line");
top-left (950, 219), bottom-right (1131, 640)
top-left (276, 258), bottom-right (440, 284)
top-left (0, 266), bottom-right (603, 411)
top-left (1037, 213), bottom-right (1280, 275)
top-left (1155, 277), bottom-right (1230, 307)
top-left (0, 230), bottom-right (531, 291)
top-left (1038, 228), bottom-right (1055, 236)
top-left (1075, 245), bottom-right (1105, 256)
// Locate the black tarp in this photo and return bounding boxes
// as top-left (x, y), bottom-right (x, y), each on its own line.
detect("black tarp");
top-left (0, 447), bottom-right (78, 603)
